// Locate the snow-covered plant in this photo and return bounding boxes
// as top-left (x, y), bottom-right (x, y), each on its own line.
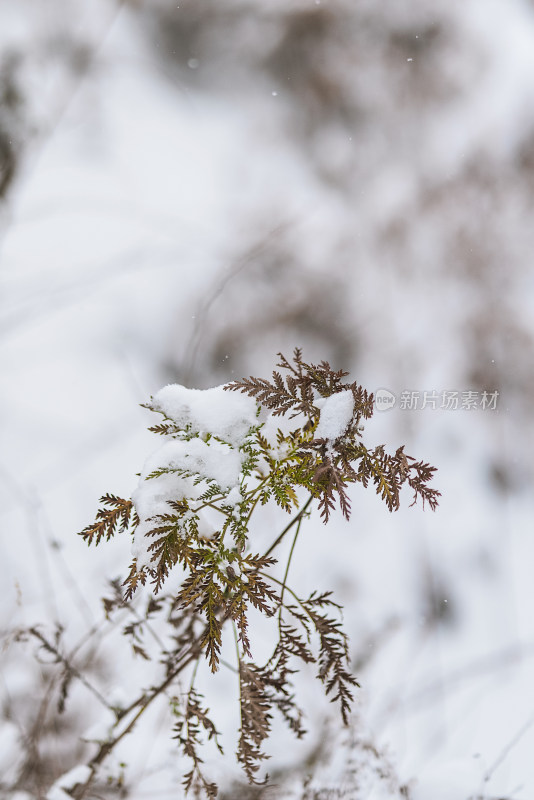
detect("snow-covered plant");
top-left (72, 349), bottom-right (439, 799)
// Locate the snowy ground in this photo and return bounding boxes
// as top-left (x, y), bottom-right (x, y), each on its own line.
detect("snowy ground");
top-left (2, 1), bottom-right (534, 798)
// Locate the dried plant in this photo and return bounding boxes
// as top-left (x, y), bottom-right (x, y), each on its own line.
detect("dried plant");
top-left (36, 350), bottom-right (439, 798)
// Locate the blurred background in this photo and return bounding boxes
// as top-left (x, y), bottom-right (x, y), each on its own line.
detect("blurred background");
top-left (1, 1), bottom-right (534, 797)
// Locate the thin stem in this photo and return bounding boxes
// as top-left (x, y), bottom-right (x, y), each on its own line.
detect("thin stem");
top-left (29, 627), bottom-right (114, 714)
top-left (216, 477), bottom-right (269, 552)
top-left (278, 516), bottom-right (303, 623)
top-left (188, 658), bottom-right (201, 693)
top-left (183, 655), bottom-right (202, 767)
top-left (193, 499), bottom-right (230, 517)
top-left (232, 620), bottom-right (241, 663)
top-left (484, 710), bottom-right (534, 783)
top-left (71, 493), bottom-right (313, 796)
top-left (260, 573), bottom-right (312, 621)
top-left (232, 619), bottom-right (244, 763)
top-left (73, 598), bottom-right (239, 799)
top-left (220, 657), bottom-right (239, 674)
top-left (263, 494), bottom-right (313, 558)
top-left (242, 477), bottom-right (269, 529)
top-left (72, 629), bottom-right (207, 799)
top-left (122, 601), bottom-right (166, 651)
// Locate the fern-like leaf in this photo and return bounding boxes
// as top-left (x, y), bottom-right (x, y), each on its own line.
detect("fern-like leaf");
top-left (79, 495), bottom-right (135, 546)
top-left (237, 661), bottom-right (272, 783)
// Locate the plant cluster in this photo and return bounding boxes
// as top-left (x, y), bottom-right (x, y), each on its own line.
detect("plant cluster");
top-left (64, 350), bottom-right (440, 798)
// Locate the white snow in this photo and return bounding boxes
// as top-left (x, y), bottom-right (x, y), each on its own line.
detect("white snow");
top-left (131, 385), bottom-right (257, 568)
top-left (82, 715), bottom-right (114, 743)
top-left (2, 0), bottom-right (534, 796)
top-left (108, 686), bottom-right (127, 710)
top-left (143, 437), bottom-right (244, 490)
top-left (315, 390), bottom-right (354, 441)
top-left (46, 765), bottom-right (92, 800)
top-left (152, 384), bottom-right (259, 448)
top-left (0, 721), bottom-right (22, 781)
top-left (226, 486), bottom-right (243, 507)
top-left (131, 470), bottom-right (190, 566)
top-left (131, 425), bottom-right (248, 567)
top-left (410, 758), bottom-right (483, 800)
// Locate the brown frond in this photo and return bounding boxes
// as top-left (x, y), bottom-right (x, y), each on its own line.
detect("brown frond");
top-left (176, 561), bottom-right (226, 672)
top-left (79, 494), bottom-right (135, 546)
top-left (123, 559), bottom-right (148, 601)
top-left (148, 421), bottom-right (183, 436)
top-left (73, 347), bottom-right (440, 797)
top-left (225, 349), bottom-right (318, 419)
top-left (303, 593), bottom-right (359, 725)
top-left (174, 685), bottom-right (222, 799)
top-left (237, 661), bottom-right (272, 783)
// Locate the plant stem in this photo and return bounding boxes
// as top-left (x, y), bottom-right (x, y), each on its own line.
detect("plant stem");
top-left (72, 630), bottom-right (207, 799)
top-left (29, 627), bottom-right (113, 714)
top-left (260, 573), bottom-right (314, 624)
top-left (70, 498), bottom-right (311, 797)
top-left (263, 494), bottom-right (313, 558)
top-left (278, 516), bottom-right (303, 622)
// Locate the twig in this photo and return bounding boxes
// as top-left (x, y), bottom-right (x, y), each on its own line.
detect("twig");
top-left (484, 710), bottom-right (534, 784)
top-left (29, 627), bottom-right (113, 714)
top-left (263, 494), bottom-right (313, 558)
top-left (72, 625), bottom-right (210, 799)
